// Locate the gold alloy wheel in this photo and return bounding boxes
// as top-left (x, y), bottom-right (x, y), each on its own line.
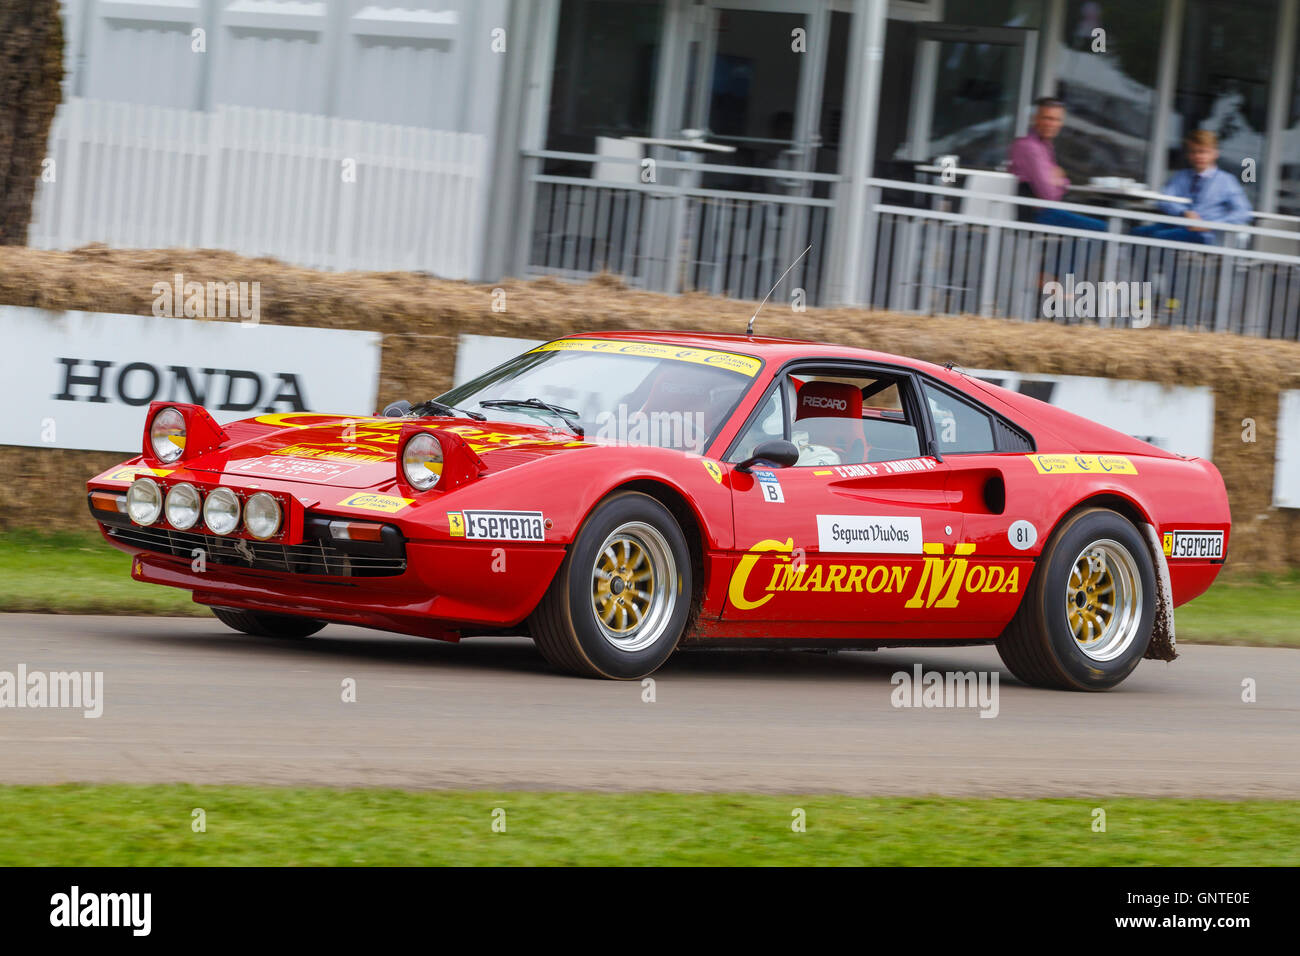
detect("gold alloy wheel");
top-left (1065, 538), bottom-right (1143, 662)
top-left (590, 521), bottom-right (676, 652)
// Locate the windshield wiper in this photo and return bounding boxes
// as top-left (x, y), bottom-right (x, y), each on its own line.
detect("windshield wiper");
top-left (407, 398), bottom-right (486, 420)
top-left (479, 397), bottom-right (584, 438)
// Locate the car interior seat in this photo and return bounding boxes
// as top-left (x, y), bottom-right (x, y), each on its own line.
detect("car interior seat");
top-left (635, 369), bottom-right (719, 450)
top-left (794, 381), bottom-right (868, 464)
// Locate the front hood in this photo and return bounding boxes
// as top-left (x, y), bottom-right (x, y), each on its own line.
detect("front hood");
top-left (183, 412), bottom-right (593, 490)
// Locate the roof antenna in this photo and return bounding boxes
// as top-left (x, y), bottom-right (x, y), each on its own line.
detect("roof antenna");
top-left (746, 243), bottom-right (812, 337)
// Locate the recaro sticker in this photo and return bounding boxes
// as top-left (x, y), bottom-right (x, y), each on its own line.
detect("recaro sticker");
top-left (1027, 454), bottom-right (1138, 475)
top-left (337, 492), bottom-right (414, 514)
top-left (451, 509), bottom-right (546, 541)
top-left (816, 515), bottom-right (923, 554)
top-left (1163, 530), bottom-right (1224, 559)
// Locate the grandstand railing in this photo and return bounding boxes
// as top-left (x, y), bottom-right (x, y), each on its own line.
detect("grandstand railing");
top-left (861, 178), bottom-right (1300, 338)
top-left (521, 150), bottom-right (1300, 338)
top-left (522, 149), bottom-right (836, 306)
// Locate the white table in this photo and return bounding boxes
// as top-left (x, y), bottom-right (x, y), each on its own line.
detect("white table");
top-left (1069, 184), bottom-right (1191, 206)
top-left (1253, 210), bottom-right (1300, 225)
top-left (622, 136), bottom-right (737, 154)
top-left (914, 165), bottom-right (1016, 179)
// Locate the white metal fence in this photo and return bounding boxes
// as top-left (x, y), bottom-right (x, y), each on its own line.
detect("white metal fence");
top-left (30, 97), bottom-right (490, 279)
top-left (863, 179), bottom-right (1300, 338)
top-left (524, 150), bottom-right (835, 303)
top-left (521, 153), bottom-right (1300, 337)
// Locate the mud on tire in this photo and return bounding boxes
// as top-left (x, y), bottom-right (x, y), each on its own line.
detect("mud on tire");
top-left (997, 507), bottom-right (1156, 691)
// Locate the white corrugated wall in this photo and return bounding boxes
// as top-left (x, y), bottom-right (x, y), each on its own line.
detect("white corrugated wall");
top-left (33, 0), bottom-right (507, 278)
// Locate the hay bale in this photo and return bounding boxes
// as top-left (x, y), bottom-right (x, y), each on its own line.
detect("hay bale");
top-left (1, 245), bottom-right (1296, 574)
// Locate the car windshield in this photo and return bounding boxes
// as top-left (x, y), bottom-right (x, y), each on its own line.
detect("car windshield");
top-left (437, 339), bottom-right (761, 453)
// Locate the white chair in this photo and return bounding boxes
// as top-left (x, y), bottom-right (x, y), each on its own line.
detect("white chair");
top-left (960, 171), bottom-right (1018, 222)
top-left (593, 136), bottom-right (643, 185)
top-left (1252, 216), bottom-right (1300, 256)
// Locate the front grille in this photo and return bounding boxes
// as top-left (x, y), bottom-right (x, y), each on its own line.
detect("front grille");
top-left (107, 524), bottom-right (406, 577)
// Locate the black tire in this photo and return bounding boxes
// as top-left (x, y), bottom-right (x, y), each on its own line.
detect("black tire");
top-left (210, 606), bottom-right (327, 639)
top-left (997, 507), bottom-right (1155, 691)
top-left (530, 491), bottom-right (692, 679)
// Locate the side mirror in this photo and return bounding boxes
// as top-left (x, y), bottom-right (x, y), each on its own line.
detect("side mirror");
top-left (381, 399), bottom-right (413, 418)
top-left (736, 439), bottom-right (800, 473)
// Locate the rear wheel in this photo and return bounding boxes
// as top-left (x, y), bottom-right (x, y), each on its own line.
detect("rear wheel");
top-left (210, 606), bottom-right (327, 639)
top-left (997, 508), bottom-right (1154, 691)
top-left (530, 491), bottom-right (692, 679)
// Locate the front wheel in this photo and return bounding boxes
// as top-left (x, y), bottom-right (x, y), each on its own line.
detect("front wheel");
top-left (997, 508), bottom-right (1155, 691)
top-left (211, 606), bottom-right (327, 639)
top-left (530, 491), bottom-right (693, 679)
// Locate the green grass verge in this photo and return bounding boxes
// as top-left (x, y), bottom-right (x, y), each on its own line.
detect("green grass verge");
top-left (0, 531), bottom-right (1295, 647)
top-left (0, 530), bottom-right (200, 617)
top-left (1173, 569), bottom-right (1300, 648)
top-left (1, 785), bottom-right (1296, 866)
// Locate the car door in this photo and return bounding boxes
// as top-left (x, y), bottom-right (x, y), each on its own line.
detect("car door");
top-left (913, 376), bottom-right (1040, 628)
top-left (721, 361), bottom-right (985, 629)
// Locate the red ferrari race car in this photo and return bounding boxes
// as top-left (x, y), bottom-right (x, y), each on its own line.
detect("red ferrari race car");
top-left (86, 331), bottom-right (1230, 690)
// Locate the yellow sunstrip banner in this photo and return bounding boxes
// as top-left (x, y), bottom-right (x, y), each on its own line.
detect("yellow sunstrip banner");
top-left (1027, 454), bottom-right (1138, 475)
top-left (531, 339), bottom-right (762, 377)
top-left (255, 413), bottom-right (398, 430)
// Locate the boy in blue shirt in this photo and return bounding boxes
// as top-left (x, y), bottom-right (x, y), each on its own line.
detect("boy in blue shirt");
top-left (1134, 130), bottom-right (1253, 245)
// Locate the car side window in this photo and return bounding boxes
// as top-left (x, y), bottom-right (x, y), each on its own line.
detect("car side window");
top-left (924, 382), bottom-right (995, 454)
top-left (726, 387), bottom-right (786, 463)
top-left (787, 369), bottom-right (923, 466)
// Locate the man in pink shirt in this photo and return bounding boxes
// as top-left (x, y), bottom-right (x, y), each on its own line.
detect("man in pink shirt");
top-left (1009, 98), bottom-right (1106, 232)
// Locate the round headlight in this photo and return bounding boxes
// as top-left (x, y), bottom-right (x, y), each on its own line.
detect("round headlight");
top-left (203, 487), bottom-right (241, 536)
top-left (149, 407), bottom-right (187, 463)
top-left (402, 432), bottom-right (443, 490)
top-left (126, 477), bottom-right (163, 525)
top-left (244, 492), bottom-right (282, 540)
top-left (164, 482), bottom-right (202, 530)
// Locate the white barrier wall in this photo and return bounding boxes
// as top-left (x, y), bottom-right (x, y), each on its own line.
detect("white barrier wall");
top-left (970, 370), bottom-right (1215, 461)
top-left (2, 306), bottom-right (381, 453)
top-left (1276, 391), bottom-right (1300, 508)
top-left (29, 98), bottom-right (490, 279)
top-left (454, 334), bottom-right (547, 385)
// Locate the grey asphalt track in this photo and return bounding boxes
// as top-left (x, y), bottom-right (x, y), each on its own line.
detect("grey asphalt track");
top-left (0, 613), bottom-right (1295, 796)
